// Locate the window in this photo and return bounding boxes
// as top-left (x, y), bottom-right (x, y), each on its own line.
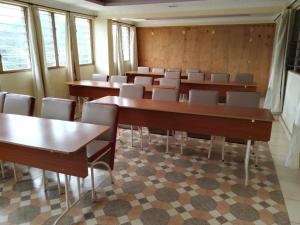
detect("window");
top-left (75, 17), bottom-right (92, 65)
top-left (0, 3), bottom-right (30, 72)
top-left (39, 10), bottom-right (66, 68)
top-left (121, 26), bottom-right (130, 61)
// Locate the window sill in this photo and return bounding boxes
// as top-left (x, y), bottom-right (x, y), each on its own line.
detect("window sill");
top-left (0, 69), bottom-right (31, 74)
top-left (48, 66), bottom-right (66, 70)
top-left (79, 63), bottom-right (94, 67)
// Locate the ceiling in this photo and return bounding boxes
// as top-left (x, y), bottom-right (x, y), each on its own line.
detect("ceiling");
top-left (28, 0), bottom-right (293, 26)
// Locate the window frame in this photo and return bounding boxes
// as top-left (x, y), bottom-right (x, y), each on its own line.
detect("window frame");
top-left (0, 4), bottom-right (32, 74)
top-left (75, 16), bottom-right (94, 66)
top-left (121, 25), bottom-right (130, 62)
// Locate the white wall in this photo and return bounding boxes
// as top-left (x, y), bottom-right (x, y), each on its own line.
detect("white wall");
top-left (282, 71), bottom-right (300, 133)
top-left (0, 71), bottom-right (34, 95)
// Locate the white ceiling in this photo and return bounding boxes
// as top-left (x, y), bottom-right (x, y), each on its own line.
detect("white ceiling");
top-left (27, 0), bottom-right (292, 26)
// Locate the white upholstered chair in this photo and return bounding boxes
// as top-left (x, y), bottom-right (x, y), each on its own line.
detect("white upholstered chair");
top-left (165, 71), bottom-right (181, 79)
top-left (0, 92), bottom-right (7, 113)
top-left (235, 73), bottom-right (254, 83)
top-left (81, 102), bottom-right (119, 200)
top-left (92, 74), bottom-right (108, 82)
top-left (134, 76), bottom-right (153, 85)
top-left (149, 88), bottom-right (179, 153)
top-left (110, 75), bottom-right (127, 84)
top-left (187, 72), bottom-right (204, 81)
top-left (211, 73), bottom-right (230, 83)
top-left (167, 68), bottom-right (181, 72)
top-left (186, 69), bottom-right (200, 73)
top-left (137, 66), bottom-right (150, 73)
top-left (159, 78), bottom-right (180, 89)
top-left (152, 67), bottom-right (165, 74)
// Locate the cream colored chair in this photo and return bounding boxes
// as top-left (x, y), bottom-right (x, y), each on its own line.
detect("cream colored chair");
top-left (152, 67), bottom-right (165, 74)
top-left (211, 73), bottom-right (230, 83)
top-left (235, 73), bottom-right (254, 83)
top-left (188, 72), bottom-right (204, 81)
top-left (81, 102), bottom-right (119, 200)
top-left (0, 92), bottom-right (7, 113)
top-left (92, 74), bottom-right (108, 82)
top-left (186, 69), bottom-right (200, 73)
top-left (137, 66), bottom-right (150, 73)
top-left (40, 97), bottom-right (76, 194)
top-left (110, 75), bottom-right (127, 84)
top-left (119, 84), bottom-right (145, 148)
top-left (134, 76), bottom-right (153, 85)
top-left (159, 78), bottom-right (180, 89)
top-left (165, 71), bottom-right (181, 79)
top-left (188, 90), bottom-right (219, 157)
top-left (149, 88), bottom-right (178, 153)
top-left (167, 68), bottom-right (181, 72)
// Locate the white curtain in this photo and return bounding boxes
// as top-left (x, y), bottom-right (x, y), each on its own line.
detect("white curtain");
top-left (285, 100), bottom-right (300, 168)
top-left (27, 5), bottom-right (49, 115)
top-left (264, 9), bottom-right (295, 113)
top-left (129, 26), bottom-right (138, 71)
top-left (66, 12), bottom-right (81, 81)
top-left (113, 23), bottom-right (125, 75)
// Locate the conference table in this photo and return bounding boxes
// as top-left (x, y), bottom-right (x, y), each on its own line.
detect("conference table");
top-left (93, 96), bottom-right (274, 186)
top-left (125, 71), bottom-right (187, 83)
top-left (66, 80), bottom-right (174, 99)
top-left (0, 113), bottom-right (109, 224)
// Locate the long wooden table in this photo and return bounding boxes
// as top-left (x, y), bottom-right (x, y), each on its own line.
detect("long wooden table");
top-left (126, 71), bottom-right (187, 83)
top-left (66, 80), bottom-right (174, 99)
top-left (0, 113), bottom-right (109, 224)
top-left (93, 96), bottom-right (273, 185)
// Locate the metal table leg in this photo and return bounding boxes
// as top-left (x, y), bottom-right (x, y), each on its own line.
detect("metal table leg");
top-left (244, 140), bottom-right (252, 186)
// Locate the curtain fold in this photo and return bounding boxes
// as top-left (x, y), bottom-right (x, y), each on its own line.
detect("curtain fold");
top-left (66, 12), bottom-right (81, 81)
top-left (113, 23), bottom-right (125, 75)
top-left (129, 26), bottom-right (138, 71)
top-left (264, 9), bottom-right (295, 113)
top-left (27, 5), bottom-right (49, 115)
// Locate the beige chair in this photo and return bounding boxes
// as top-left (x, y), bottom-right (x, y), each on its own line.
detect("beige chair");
top-left (159, 78), bottom-right (180, 89)
top-left (81, 102), bottom-right (119, 200)
top-left (137, 66), bottom-right (150, 73)
top-left (235, 73), bottom-right (254, 83)
top-left (0, 92), bottom-right (7, 113)
top-left (186, 69), bottom-right (200, 73)
top-left (224, 91), bottom-right (260, 162)
top-left (110, 75), bottom-right (127, 84)
top-left (165, 71), bottom-right (180, 79)
top-left (119, 84), bottom-right (145, 148)
top-left (188, 90), bottom-right (219, 157)
top-left (40, 97), bottom-right (76, 194)
top-left (188, 72), bottom-right (204, 81)
top-left (152, 67), bottom-right (165, 74)
top-left (2, 93), bottom-right (35, 181)
top-left (167, 68), bottom-right (181, 72)
top-left (134, 76), bottom-right (153, 85)
top-left (149, 88), bottom-right (178, 153)
top-left (211, 73), bottom-right (230, 83)
top-left (92, 74), bottom-right (108, 82)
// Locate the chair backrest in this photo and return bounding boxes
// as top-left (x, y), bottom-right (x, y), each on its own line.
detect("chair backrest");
top-left (152, 88), bottom-right (178, 102)
top-left (189, 90), bottom-right (219, 105)
top-left (186, 69), bottom-right (200, 73)
top-left (211, 73), bottom-right (230, 83)
top-left (119, 84), bottom-right (144, 99)
top-left (137, 66), bottom-right (150, 73)
top-left (152, 67), bottom-right (165, 74)
top-left (159, 78), bottom-right (180, 89)
top-left (110, 75), bottom-right (127, 84)
top-left (41, 97), bottom-right (76, 121)
top-left (235, 73), bottom-right (254, 83)
top-left (188, 72), bottom-right (204, 81)
top-left (226, 91), bottom-right (260, 108)
top-left (167, 68), bottom-right (181, 72)
top-left (92, 74), bottom-right (108, 82)
top-left (0, 92), bottom-right (7, 113)
top-left (134, 76), bottom-right (153, 85)
top-left (3, 93), bottom-right (35, 116)
top-left (81, 102), bottom-right (119, 142)
top-left (165, 71), bottom-right (181, 79)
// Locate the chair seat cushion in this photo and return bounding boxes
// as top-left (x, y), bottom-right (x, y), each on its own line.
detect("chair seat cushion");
top-left (86, 140), bottom-right (113, 162)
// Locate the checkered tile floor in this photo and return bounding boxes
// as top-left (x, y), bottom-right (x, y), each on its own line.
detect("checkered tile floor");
top-left (0, 130), bottom-right (290, 225)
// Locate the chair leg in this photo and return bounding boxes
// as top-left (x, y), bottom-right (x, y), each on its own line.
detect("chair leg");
top-left (139, 127), bottom-right (143, 149)
top-left (166, 130), bottom-right (169, 153)
top-left (253, 142), bottom-right (258, 167)
top-left (208, 136), bottom-right (214, 159)
top-left (56, 173), bottom-right (62, 195)
top-left (1, 161), bottom-right (5, 179)
top-left (148, 130), bottom-right (151, 144)
top-left (180, 132), bottom-right (184, 155)
top-left (42, 170), bottom-right (48, 191)
top-left (131, 126), bottom-right (134, 147)
top-left (90, 166), bottom-right (96, 201)
top-left (221, 137), bottom-right (225, 161)
top-left (13, 164), bottom-right (17, 182)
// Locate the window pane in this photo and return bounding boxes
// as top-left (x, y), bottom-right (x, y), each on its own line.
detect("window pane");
top-left (39, 10), bottom-right (56, 67)
top-left (54, 13), bottom-right (66, 66)
top-left (75, 17), bottom-right (92, 65)
top-left (0, 3), bottom-right (30, 71)
top-left (121, 26), bottom-right (130, 61)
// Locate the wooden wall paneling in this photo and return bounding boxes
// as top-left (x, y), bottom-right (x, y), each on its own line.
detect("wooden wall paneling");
top-left (183, 27), bottom-right (200, 72)
top-left (166, 27), bottom-right (185, 69)
top-left (152, 27), bottom-right (169, 67)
